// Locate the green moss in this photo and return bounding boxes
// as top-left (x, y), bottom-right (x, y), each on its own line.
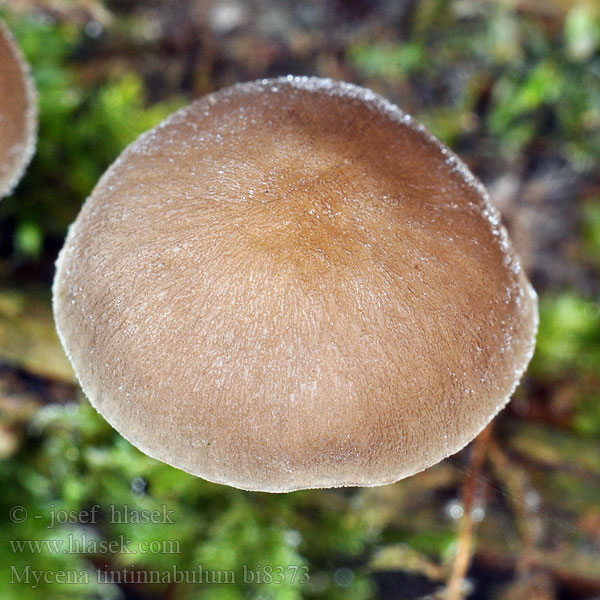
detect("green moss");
top-left (582, 199), bottom-right (600, 267)
top-left (348, 42), bottom-right (425, 80)
top-left (530, 293), bottom-right (600, 377)
top-left (574, 389), bottom-right (600, 439)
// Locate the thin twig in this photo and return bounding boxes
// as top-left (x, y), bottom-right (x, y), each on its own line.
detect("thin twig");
top-left (444, 423), bottom-right (493, 600)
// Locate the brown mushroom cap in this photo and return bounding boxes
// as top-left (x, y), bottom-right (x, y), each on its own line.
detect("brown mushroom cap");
top-left (53, 77), bottom-right (538, 492)
top-left (0, 19), bottom-right (37, 199)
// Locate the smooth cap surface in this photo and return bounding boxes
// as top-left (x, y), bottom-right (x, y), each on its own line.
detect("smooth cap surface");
top-left (53, 77), bottom-right (538, 492)
top-left (0, 19), bottom-right (37, 199)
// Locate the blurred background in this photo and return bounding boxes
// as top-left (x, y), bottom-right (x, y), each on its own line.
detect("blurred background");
top-left (0, 0), bottom-right (599, 599)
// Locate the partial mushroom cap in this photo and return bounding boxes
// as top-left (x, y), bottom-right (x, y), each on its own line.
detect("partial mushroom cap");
top-left (0, 19), bottom-right (37, 199)
top-left (53, 76), bottom-right (538, 492)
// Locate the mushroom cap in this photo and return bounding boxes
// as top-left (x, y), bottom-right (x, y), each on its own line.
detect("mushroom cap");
top-left (0, 19), bottom-right (37, 199)
top-left (53, 76), bottom-right (538, 492)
